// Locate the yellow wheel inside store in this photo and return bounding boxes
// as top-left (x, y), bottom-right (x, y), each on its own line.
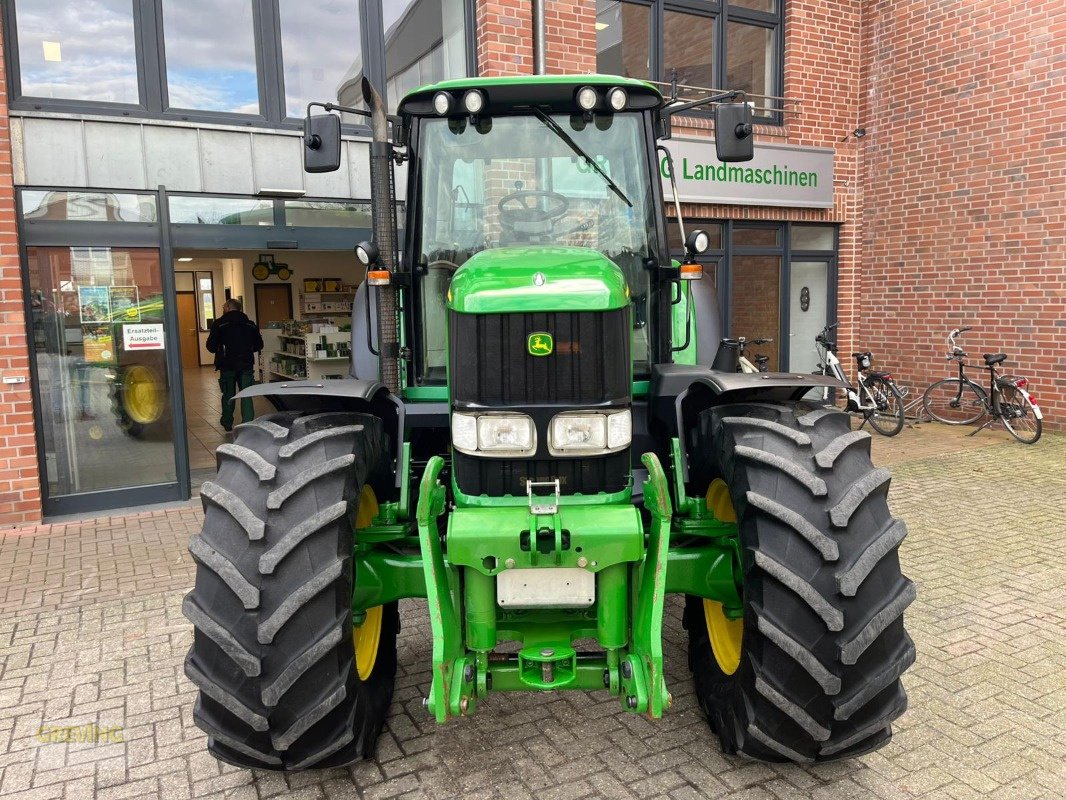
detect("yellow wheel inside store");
top-left (123, 365), bottom-right (165, 424)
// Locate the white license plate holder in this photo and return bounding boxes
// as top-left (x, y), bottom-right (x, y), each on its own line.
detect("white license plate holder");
top-left (496, 568), bottom-right (595, 608)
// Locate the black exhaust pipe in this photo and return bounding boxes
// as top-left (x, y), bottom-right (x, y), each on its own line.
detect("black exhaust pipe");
top-left (361, 77), bottom-right (400, 393)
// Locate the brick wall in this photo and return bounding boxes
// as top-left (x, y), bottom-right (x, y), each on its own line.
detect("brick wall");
top-left (859, 0), bottom-right (1066, 428)
top-left (476, 1), bottom-right (596, 76)
top-left (0, 17), bottom-right (42, 526)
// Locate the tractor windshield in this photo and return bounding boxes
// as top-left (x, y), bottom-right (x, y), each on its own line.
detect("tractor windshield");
top-left (416, 111), bottom-right (658, 379)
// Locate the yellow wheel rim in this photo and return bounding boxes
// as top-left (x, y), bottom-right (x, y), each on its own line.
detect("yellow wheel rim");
top-left (704, 479), bottom-right (743, 675)
top-left (353, 485), bottom-right (382, 680)
top-left (353, 605), bottom-right (383, 681)
top-left (124, 365), bottom-right (164, 424)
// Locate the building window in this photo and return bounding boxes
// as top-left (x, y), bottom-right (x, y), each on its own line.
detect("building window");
top-left (12, 0), bottom-right (139, 104)
top-left (22, 191), bottom-right (158, 223)
top-left (4, 1), bottom-right (473, 126)
top-left (596, 0), bottom-right (652, 80)
top-left (279, 0), bottom-right (363, 121)
top-left (169, 196), bottom-right (275, 226)
top-left (161, 0), bottom-right (260, 114)
top-left (595, 1), bottom-right (784, 122)
top-left (383, 0), bottom-right (468, 114)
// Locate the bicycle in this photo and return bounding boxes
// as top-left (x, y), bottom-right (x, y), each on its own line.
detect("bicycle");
top-left (922, 327), bottom-right (1042, 443)
top-left (813, 323), bottom-right (905, 436)
top-left (729, 337), bottom-right (773, 373)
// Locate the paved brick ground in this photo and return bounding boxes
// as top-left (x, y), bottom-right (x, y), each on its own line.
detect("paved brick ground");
top-left (0, 423), bottom-right (1063, 799)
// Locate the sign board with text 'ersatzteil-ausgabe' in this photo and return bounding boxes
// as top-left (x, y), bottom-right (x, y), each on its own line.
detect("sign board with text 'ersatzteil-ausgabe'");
top-left (122, 324), bottom-right (165, 351)
top-left (660, 137), bottom-right (835, 209)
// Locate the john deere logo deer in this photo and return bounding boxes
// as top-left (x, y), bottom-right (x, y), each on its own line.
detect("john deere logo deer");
top-left (527, 332), bottom-right (553, 356)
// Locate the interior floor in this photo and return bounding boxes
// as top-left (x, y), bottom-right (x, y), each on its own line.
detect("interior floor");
top-left (184, 366), bottom-right (271, 493)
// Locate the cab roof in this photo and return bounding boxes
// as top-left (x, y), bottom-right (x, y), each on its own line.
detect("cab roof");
top-left (398, 74), bottom-right (663, 117)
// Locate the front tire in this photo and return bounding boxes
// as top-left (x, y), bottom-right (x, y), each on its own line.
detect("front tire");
top-left (183, 411), bottom-right (397, 770)
top-left (922, 378), bottom-right (986, 425)
top-left (863, 376), bottom-right (905, 437)
top-left (686, 402), bottom-right (915, 762)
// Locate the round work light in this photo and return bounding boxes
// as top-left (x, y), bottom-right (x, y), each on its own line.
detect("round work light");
top-left (463, 89), bottom-right (486, 114)
top-left (606, 87), bottom-right (628, 111)
top-left (432, 91), bottom-right (454, 116)
top-left (576, 85), bottom-right (598, 111)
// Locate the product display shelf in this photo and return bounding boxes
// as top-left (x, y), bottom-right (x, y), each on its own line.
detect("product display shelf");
top-left (262, 329), bottom-right (351, 382)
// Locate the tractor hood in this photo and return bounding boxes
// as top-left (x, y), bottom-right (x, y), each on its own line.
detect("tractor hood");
top-left (447, 247), bottom-right (629, 314)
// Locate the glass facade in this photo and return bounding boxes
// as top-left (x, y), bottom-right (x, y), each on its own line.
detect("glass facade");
top-left (26, 246), bottom-right (179, 498)
top-left (13, 0), bottom-right (139, 104)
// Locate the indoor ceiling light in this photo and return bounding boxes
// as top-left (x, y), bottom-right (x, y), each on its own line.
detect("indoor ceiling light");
top-left (177, 257), bottom-right (193, 262)
top-left (595, 22), bottom-right (609, 30)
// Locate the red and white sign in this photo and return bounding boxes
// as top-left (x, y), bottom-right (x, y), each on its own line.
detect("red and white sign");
top-left (123, 324), bottom-right (166, 351)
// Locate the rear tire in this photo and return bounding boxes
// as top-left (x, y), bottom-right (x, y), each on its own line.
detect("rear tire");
top-left (686, 402), bottom-right (915, 762)
top-left (922, 378), bottom-right (986, 425)
top-left (862, 376), bottom-right (905, 437)
top-left (999, 391), bottom-right (1042, 444)
top-left (183, 411), bottom-right (397, 770)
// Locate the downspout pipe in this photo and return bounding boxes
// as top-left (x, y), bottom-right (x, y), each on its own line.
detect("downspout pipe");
top-left (532, 0), bottom-right (546, 75)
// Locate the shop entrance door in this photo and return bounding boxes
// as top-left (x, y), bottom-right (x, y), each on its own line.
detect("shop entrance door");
top-left (24, 245), bottom-right (183, 512)
top-left (176, 293), bottom-right (201, 368)
top-left (788, 260), bottom-right (831, 374)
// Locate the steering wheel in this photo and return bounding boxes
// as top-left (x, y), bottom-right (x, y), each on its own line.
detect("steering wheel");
top-left (497, 190), bottom-right (569, 238)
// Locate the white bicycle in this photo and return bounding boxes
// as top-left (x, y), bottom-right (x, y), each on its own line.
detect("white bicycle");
top-left (718, 336), bottom-right (773, 373)
top-left (813, 323), bottom-right (905, 437)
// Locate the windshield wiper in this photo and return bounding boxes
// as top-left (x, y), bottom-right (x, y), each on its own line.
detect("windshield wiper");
top-left (531, 107), bottom-right (632, 208)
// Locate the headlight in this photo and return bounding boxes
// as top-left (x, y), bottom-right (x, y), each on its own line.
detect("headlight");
top-left (549, 409), bottom-right (631, 455)
top-left (452, 412), bottom-right (536, 457)
top-left (607, 87), bottom-right (628, 111)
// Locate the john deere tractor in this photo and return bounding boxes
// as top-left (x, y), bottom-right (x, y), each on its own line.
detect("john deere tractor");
top-left (183, 75), bottom-right (915, 770)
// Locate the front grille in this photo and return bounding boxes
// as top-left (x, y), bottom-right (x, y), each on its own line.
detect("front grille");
top-left (453, 451), bottom-right (629, 497)
top-left (450, 309), bottom-right (629, 405)
top-left (449, 308), bottom-right (631, 497)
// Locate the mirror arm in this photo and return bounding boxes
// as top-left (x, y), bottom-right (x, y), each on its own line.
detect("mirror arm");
top-left (663, 89), bottom-right (745, 119)
top-left (306, 101), bottom-right (371, 120)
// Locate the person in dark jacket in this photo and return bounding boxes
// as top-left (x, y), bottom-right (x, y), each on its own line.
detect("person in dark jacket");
top-left (206, 299), bottom-right (264, 431)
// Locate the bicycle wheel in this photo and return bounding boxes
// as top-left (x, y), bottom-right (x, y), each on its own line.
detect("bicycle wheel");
top-left (922, 379), bottom-right (987, 425)
top-left (999, 389), bottom-right (1042, 444)
top-left (862, 375), bottom-right (905, 436)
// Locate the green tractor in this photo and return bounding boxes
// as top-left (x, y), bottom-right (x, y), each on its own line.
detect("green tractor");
top-left (183, 75), bottom-right (915, 770)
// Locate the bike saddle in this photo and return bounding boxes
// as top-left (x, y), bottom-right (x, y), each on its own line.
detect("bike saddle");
top-left (983, 353), bottom-right (1008, 366)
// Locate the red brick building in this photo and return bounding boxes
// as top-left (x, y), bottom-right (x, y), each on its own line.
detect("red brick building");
top-left (0, 0), bottom-right (1062, 525)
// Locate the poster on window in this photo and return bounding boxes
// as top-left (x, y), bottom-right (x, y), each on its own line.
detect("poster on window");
top-left (78, 286), bottom-right (111, 324)
top-left (109, 286), bottom-right (140, 321)
top-left (82, 326), bottom-right (115, 364)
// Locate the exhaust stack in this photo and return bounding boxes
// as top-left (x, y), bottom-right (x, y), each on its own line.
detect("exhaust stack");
top-left (361, 77), bottom-right (400, 393)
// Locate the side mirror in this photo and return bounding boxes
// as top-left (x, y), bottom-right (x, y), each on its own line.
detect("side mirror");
top-left (304, 113), bottom-right (342, 173)
top-left (714, 102), bottom-right (754, 163)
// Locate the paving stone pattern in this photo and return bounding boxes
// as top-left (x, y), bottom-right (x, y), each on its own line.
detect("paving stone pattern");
top-left (0, 425), bottom-right (1063, 799)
